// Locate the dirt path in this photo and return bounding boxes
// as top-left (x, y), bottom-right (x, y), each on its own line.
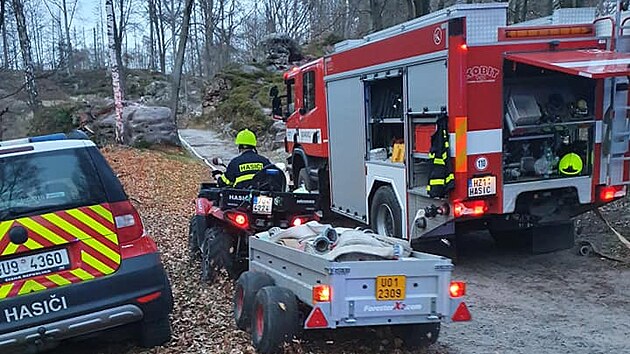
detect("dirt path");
top-left (179, 128), bottom-right (287, 166)
top-left (441, 233), bottom-right (630, 354)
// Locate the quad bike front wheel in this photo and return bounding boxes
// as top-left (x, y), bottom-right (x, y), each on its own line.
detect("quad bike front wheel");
top-left (188, 215), bottom-right (205, 262)
top-left (200, 227), bottom-right (237, 282)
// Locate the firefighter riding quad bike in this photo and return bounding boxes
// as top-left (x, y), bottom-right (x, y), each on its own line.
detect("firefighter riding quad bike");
top-left (188, 157), bottom-right (320, 282)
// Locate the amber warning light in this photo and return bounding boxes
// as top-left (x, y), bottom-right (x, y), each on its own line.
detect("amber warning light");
top-left (501, 25), bottom-right (593, 40)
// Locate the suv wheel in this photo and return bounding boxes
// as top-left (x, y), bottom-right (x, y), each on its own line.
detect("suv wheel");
top-left (139, 316), bottom-right (172, 348)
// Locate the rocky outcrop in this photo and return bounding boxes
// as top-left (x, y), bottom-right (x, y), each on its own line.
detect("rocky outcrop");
top-left (91, 103), bottom-right (179, 146)
top-left (257, 34), bottom-right (303, 71)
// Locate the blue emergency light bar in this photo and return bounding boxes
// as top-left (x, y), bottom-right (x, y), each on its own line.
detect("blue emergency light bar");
top-left (29, 133), bottom-right (67, 142)
top-left (0, 131), bottom-right (84, 147)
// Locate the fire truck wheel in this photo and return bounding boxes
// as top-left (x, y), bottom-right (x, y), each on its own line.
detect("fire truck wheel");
top-left (233, 271), bottom-right (275, 331)
top-left (297, 168), bottom-right (316, 191)
top-left (251, 286), bottom-right (298, 354)
top-left (392, 322), bottom-right (440, 349)
top-left (201, 227), bottom-right (234, 282)
top-left (370, 186), bottom-right (403, 238)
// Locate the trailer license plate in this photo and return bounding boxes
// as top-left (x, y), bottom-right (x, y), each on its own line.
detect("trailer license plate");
top-left (375, 275), bottom-right (406, 301)
top-left (468, 176), bottom-right (496, 197)
top-left (252, 196), bottom-right (273, 215)
top-left (0, 249), bottom-right (70, 283)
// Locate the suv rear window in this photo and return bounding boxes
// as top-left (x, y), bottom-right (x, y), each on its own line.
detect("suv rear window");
top-left (0, 148), bottom-right (108, 221)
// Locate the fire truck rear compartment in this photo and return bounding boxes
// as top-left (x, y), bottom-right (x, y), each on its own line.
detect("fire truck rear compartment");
top-left (502, 61), bottom-right (596, 184)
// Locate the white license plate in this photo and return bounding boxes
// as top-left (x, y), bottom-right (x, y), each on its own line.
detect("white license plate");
top-left (468, 176), bottom-right (496, 197)
top-left (252, 196), bottom-right (273, 215)
top-left (0, 249), bottom-right (70, 283)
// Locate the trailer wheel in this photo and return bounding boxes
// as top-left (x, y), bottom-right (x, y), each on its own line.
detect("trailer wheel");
top-left (233, 271), bottom-right (275, 331)
top-left (393, 322), bottom-right (440, 349)
top-left (201, 227), bottom-right (233, 282)
top-left (370, 186), bottom-right (403, 238)
top-left (251, 286), bottom-right (298, 354)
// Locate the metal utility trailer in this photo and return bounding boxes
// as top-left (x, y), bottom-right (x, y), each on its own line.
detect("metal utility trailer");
top-left (233, 235), bottom-right (470, 354)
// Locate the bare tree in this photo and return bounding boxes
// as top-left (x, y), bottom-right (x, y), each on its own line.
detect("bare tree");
top-left (199, 0), bottom-right (214, 77)
top-left (149, 0), bottom-right (167, 72)
top-left (43, 0), bottom-right (78, 73)
top-left (11, 0), bottom-right (40, 111)
top-left (170, 0), bottom-right (193, 124)
top-left (106, 0), bottom-right (125, 143)
top-left (263, 0), bottom-right (310, 41)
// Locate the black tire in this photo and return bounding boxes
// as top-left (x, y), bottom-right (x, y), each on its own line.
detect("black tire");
top-left (200, 227), bottom-right (234, 282)
top-left (251, 286), bottom-right (299, 354)
top-left (233, 271), bottom-right (275, 331)
top-left (188, 215), bottom-right (205, 262)
top-left (392, 322), bottom-right (440, 349)
top-left (138, 317), bottom-right (172, 348)
top-left (370, 186), bottom-right (403, 238)
top-left (297, 167), bottom-right (316, 191)
top-left (488, 228), bottom-right (532, 249)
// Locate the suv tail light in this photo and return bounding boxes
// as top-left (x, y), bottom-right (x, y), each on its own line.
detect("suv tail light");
top-left (110, 200), bottom-right (144, 243)
top-left (110, 200), bottom-right (157, 259)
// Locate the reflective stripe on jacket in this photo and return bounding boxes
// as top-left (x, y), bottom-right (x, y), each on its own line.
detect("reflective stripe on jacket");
top-left (427, 117), bottom-right (455, 198)
top-left (218, 150), bottom-right (272, 188)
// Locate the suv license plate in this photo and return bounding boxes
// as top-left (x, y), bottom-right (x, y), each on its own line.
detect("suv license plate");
top-left (468, 175), bottom-right (496, 197)
top-left (0, 249), bottom-right (70, 283)
top-left (375, 275), bottom-right (406, 301)
top-left (252, 196), bottom-right (273, 215)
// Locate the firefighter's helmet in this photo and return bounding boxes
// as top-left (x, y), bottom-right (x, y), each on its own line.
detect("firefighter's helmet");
top-left (559, 153), bottom-right (583, 176)
top-left (235, 129), bottom-right (257, 147)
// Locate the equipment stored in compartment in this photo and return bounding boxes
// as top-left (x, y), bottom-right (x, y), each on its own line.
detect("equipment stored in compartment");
top-left (502, 62), bottom-right (595, 183)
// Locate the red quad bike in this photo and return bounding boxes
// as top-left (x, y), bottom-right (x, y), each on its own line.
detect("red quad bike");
top-left (188, 158), bottom-right (320, 282)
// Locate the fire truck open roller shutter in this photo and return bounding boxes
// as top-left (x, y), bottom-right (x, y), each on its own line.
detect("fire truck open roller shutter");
top-left (505, 50), bottom-right (630, 78)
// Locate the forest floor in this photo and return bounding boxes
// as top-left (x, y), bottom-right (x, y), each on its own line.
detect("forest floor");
top-left (50, 131), bottom-right (630, 354)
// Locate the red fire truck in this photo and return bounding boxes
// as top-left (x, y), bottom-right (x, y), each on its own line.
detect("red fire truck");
top-left (271, 2), bottom-right (630, 253)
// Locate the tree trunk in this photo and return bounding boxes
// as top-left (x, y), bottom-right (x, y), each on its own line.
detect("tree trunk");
top-left (148, 0), bottom-right (156, 70)
top-left (406, 0), bottom-right (415, 20)
top-left (1, 0), bottom-right (9, 69)
top-left (62, 0), bottom-right (73, 74)
top-left (106, 0), bottom-right (124, 143)
top-left (201, 0), bottom-right (214, 77)
top-left (369, 0), bottom-right (383, 32)
top-left (415, 0), bottom-right (429, 16)
top-left (12, 0), bottom-right (40, 111)
top-left (170, 0), bottom-right (194, 124)
top-left (157, 0), bottom-right (166, 73)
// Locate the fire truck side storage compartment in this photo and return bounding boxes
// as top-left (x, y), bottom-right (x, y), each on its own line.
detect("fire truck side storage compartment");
top-left (326, 77), bottom-right (368, 220)
top-left (502, 61), bottom-right (596, 184)
top-left (365, 74), bottom-right (404, 163)
top-left (407, 59), bottom-right (448, 114)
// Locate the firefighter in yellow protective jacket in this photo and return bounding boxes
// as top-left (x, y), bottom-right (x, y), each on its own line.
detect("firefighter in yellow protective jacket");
top-left (427, 117), bottom-right (455, 198)
top-left (218, 129), bottom-right (272, 188)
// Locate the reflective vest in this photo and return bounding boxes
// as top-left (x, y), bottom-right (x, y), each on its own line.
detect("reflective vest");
top-left (218, 150), bottom-right (272, 188)
top-left (427, 117), bottom-right (455, 198)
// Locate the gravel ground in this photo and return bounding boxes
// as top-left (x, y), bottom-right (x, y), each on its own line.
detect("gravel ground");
top-left (49, 135), bottom-right (630, 354)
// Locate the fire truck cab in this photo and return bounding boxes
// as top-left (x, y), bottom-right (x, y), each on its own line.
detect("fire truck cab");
top-left (274, 2), bottom-right (630, 253)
